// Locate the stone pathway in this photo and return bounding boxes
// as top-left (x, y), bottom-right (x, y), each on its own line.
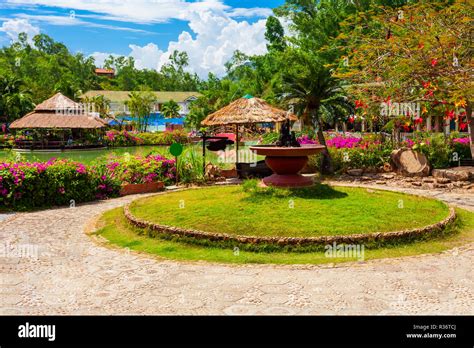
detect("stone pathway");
top-left (1, 184), bottom-right (473, 315)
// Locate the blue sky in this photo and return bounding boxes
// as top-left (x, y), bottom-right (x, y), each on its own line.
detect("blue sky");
top-left (0, 0), bottom-right (286, 76)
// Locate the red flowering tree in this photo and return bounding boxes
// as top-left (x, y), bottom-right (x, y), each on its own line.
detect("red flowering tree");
top-left (336, 0), bottom-right (473, 157)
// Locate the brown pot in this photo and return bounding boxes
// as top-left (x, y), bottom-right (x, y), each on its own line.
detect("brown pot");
top-left (250, 145), bottom-right (326, 187)
top-left (120, 181), bottom-right (165, 196)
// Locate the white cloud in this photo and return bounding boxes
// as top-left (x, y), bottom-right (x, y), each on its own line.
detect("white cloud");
top-left (160, 10), bottom-right (268, 77)
top-left (90, 10), bottom-right (269, 77)
top-left (129, 43), bottom-right (164, 70)
top-left (0, 18), bottom-right (40, 43)
top-left (6, 0), bottom-right (270, 23)
top-left (90, 52), bottom-right (120, 68)
top-left (6, 0), bottom-right (228, 23)
top-left (16, 14), bottom-right (149, 33)
top-left (228, 7), bottom-right (273, 18)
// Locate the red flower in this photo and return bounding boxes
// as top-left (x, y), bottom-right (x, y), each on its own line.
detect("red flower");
top-left (422, 81), bottom-right (431, 89)
top-left (349, 116), bottom-right (355, 124)
top-left (460, 122), bottom-right (468, 131)
top-left (430, 58), bottom-right (438, 67)
top-left (414, 117), bottom-right (424, 125)
top-left (355, 100), bottom-right (365, 109)
top-left (418, 42), bottom-right (424, 49)
top-left (445, 110), bottom-right (455, 119)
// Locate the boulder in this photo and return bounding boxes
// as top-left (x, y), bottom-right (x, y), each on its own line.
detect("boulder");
top-left (390, 149), bottom-right (430, 177)
top-left (347, 169), bottom-right (363, 176)
top-left (432, 167), bottom-right (473, 182)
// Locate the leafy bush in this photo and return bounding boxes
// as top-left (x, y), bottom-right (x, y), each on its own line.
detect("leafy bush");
top-left (0, 154), bottom-right (177, 210)
top-left (105, 130), bottom-right (189, 147)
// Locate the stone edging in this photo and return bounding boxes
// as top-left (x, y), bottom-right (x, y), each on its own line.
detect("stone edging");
top-left (123, 189), bottom-right (457, 247)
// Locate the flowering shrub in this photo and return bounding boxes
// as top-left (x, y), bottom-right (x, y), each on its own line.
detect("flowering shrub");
top-left (0, 159), bottom-right (100, 210)
top-left (0, 134), bottom-right (15, 147)
top-left (326, 136), bottom-right (361, 149)
top-left (297, 135), bottom-right (318, 145)
top-left (105, 130), bottom-right (188, 147)
top-left (105, 130), bottom-right (144, 146)
top-left (106, 154), bottom-right (176, 185)
top-left (0, 154), bottom-right (177, 210)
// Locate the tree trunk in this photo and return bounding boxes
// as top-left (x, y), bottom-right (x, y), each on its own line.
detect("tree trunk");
top-left (316, 119), bottom-right (334, 175)
top-left (467, 101), bottom-right (474, 159)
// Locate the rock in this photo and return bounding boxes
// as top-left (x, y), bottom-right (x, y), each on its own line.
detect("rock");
top-left (391, 149), bottom-right (431, 177)
top-left (382, 173), bottom-right (395, 179)
top-left (435, 183), bottom-right (447, 189)
top-left (360, 176), bottom-right (373, 181)
top-left (411, 182), bottom-right (422, 187)
top-left (364, 167), bottom-right (378, 174)
top-left (347, 169), bottom-right (363, 176)
top-left (375, 181), bottom-right (387, 185)
top-left (404, 178), bottom-right (415, 183)
top-left (432, 167), bottom-right (473, 182)
top-left (422, 177), bottom-right (435, 183)
top-left (436, 178), bottom-right (451, 184)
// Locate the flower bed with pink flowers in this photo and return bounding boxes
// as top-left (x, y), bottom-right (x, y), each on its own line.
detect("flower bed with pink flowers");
top-left (0, 154), bottom-right (176, 210)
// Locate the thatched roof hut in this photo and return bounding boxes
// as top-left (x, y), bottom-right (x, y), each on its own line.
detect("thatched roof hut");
top-left (202, 96), bottom-right (297, 126)
top-left (10, 93), bottom-right (107, 129)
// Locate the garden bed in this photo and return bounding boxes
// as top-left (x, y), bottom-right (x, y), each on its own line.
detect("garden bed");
top-left (120, 182), bottom-right (164, 196)
top-left (124, 184), bottom-right (454, 251)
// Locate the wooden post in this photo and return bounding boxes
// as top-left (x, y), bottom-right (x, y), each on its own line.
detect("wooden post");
top-left (434, 116), bottom-right (440, 132)
top-left (426, 116), bottom-right (432, 131)
top-left (202, 135), bottom-right (206, 176)
top-left (235, 124), bottom-right (240, 165)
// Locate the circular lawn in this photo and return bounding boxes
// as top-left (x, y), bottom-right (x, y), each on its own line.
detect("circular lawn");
top-left (128, 184), bottom-right (450, 238)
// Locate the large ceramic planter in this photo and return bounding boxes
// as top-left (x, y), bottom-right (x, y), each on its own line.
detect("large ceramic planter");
top-left (250, 145), bottom-right (326, 187)
top-left (120, 181), bottom-right (165, 196)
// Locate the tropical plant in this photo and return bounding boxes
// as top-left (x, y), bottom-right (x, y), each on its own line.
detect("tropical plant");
top-left (281, 49), bottom-right (354, 174)
top-left (161, 99), bottom-right (181, 118)
top-left (126, 91), bottom-right (157, 132)
top-left (0, 75), bottom-right (34, 122)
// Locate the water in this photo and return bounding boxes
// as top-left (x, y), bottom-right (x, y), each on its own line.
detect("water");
top-left (0, 146), bottom-right (171, 165)
top-left (0, 144), bottom-right (262, 166)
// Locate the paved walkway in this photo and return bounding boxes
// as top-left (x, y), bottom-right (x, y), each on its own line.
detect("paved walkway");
top-left (1, 184), bottom-right (473, 315)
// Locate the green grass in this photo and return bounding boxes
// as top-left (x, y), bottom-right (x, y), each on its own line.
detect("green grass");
top-left (93, 207), bottom-right (474, 265)
top-left (129, 185), bottom-right (450, 237)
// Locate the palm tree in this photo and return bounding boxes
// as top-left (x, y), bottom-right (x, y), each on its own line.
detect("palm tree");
top-left (281, 49), bottom-right (354, 174)
top-left (161, 99), bottom-right (181, 118)
top-left (91, 95), bottom-right (111, 118)
top-left (0, 76), bottom-right (34, 123)
top-left (126, 91), bottom-right (157, 132)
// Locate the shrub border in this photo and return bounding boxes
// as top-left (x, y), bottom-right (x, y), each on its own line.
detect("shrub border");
top-left (123, 186), bottom-right (457, 248)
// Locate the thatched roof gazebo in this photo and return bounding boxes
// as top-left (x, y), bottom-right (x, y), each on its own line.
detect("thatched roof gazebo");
top-left (202, 95), bottom-right (297, 164)
top-left (10, 93), bottom-right (107, 150)
top-left (10, 93), bottom-right (107, 129)
top-left (202, 96), bottom-right (297, 126)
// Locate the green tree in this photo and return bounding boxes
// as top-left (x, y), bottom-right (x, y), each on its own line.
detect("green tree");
top-left (161, 99), bottom-right (181, 118)
top-left (265, 16), bottom-right (287, 52)
top-left (0, 75), bottom-right (34, 122)
top-left (126, 91), bottom-right (157, 132)
top-left (337, 0), bottom-right (473, 156)
top-left (282, 49), bottom-right (354, 174)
